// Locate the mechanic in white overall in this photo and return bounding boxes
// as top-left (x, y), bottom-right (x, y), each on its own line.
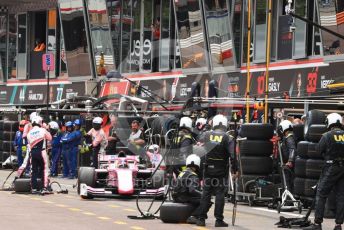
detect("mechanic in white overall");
top-left (27, 116), bottom-right (52, 194)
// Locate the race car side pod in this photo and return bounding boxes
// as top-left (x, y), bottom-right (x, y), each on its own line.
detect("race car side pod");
top-left (128, 98), bottom-right (195, 220)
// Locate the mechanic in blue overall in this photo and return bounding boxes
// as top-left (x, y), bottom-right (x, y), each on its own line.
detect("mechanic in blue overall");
top-left (60, 121), bottom-right (74, 178)
top-left (14, 120), bottom-right (28, 167)
top-left (49, 121), bottom-right (62, 177)
top-left (70, 119), bottom-right (82, 178)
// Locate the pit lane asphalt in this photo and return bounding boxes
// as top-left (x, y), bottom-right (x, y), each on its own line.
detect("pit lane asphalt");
top-left (0, 170), bottom-right (334, 230)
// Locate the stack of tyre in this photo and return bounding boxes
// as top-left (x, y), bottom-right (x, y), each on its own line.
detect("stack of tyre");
top-left (294, 110), bottom-right (327, 199)
top-left (239, 123), bottom-right (274, 193)
top-left (0, 119), bottom-right (19, 168)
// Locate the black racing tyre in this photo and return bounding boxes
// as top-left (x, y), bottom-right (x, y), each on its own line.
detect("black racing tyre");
top-left (2, 141), bottom-right (14, 152)
top-left (78, 167), bottom-right (96, 198)
top-left (14, 178), bottom-right (31, 193)
top-left (307, 142), bottom-right (323, 159)
top-left (240, 156), bottom-right (273, 174)
top-left (3, 121), bottom-right (19, 131)
top-left (0, 140), bottom-right (3, 151)
top-left (297, 141), bottom-right (309, 158)
top-left (305, 124), bottom-right (327, 143)
top-left (239, 123), bottom-right (274, 140)
top-left (2, 131), bottom-right (16, 141)
top-left (160, 202), bottom-right (196, 223)
top-left (151, 169), bottom-right (166, 188)
top-left (306, 159), bottom-right (324, 179)
top-left (239, 140), bottom-right (273, 157)
top-left (294, 158), bottom-right (307, 177)
top-left (293, 177), bottom-right (318, 197)
top-left (0, 120), bottom-right (3, 131)
top-left (304, 110), bottom-right (326, 136)
top-left (293, 124), bottom-right (305, 143)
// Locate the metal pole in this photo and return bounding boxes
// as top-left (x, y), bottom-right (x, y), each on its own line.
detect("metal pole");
top-left (245, 0), bottom-right (252, 123)
top-left (264, 0), bottom-right (272, 123)
top-left (47, 67), bottom-right (50, 119)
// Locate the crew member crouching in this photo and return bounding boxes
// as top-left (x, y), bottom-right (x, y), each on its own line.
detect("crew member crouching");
top-left (172, 154), bottom-right (206, 225)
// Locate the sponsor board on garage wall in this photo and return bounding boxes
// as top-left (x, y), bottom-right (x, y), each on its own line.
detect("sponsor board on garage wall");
top-left (0, 82), bottom-right (85, 105)
top-left (232, 62), bottom-right (344, 99)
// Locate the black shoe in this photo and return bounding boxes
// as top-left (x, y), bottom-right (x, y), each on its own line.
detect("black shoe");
top-left (215, 220), bottom-right (229, 227)
top-left (303, 223), bottom-right (322, 230)
top-left (31, 189), bottom-right (39, 195)
top-left (334, 225), bottom-right (342, 230)
top-left (186, 216), bottom-right (198, 225)
top-left (196, 219), bottom-right (206, 227)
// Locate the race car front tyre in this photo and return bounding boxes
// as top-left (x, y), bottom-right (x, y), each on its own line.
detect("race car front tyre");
top-left (78, 167), bottom-right (96, 198)
top-left (160, 202), bottom-right (196, 223)
top-left (151, 169), bottom-right (166, 188)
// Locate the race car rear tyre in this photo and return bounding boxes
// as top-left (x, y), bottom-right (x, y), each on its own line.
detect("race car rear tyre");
top-left (240, 156), bottom-right (273, 174)
top-left (151, 169), bottom-right (166, 188)
top-left (160, 202), bottom-right (196, 223)
top-left (239, 123), bottom-right (274, 140)
top-left (306, 159), bottom-right (324, 179)
top-left (297, 141), bottom-right (309, 158)
top-left (239, 140), bottom-right (273, 157)
top-left (294, 158), bottom-right (307, 177)
top-left (78, 167), bottom-right (96, 198)
top-left (304, 110), bottom-right (326, 137)
top-left (305, 124), bottom-right (327, 143)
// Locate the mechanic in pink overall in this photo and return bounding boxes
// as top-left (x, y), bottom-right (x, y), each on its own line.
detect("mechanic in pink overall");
top-left (27, 116), bottom-right (52, 194)
top-left (87, 117), bottom-right (108, 169)
top-left (17, 112), bottom-right (37, 177)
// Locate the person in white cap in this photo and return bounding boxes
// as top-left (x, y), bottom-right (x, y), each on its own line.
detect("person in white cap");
top-left (87, 117), bottom-right (108, 168)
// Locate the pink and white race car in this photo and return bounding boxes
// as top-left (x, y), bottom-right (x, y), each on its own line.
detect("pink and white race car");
top-left (78, 154), bottom-right (166, 199)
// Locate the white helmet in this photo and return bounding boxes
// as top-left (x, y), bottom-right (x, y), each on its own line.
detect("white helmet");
top-left (279, 120), bottom-right (293, 133)
top-left (195, 118), bottom-right (207, 127)
top-left (148, 144), bottom-right (160, 154)
top-left (212, 114), bottom-right (228, 128)
top-left (180, 117), bottom-right (192, 129)
top-left (32, 116), bottom-right (43, 126)
top-left (93, 117), bottom-right (103, 124)
top-left (186, 154), bottom-right (201, 168)
top-left (49, 121), bottom-right (59, 130)
top-left (326, 113), bottom-right (342, 129)
top-left (30, 112), bottom-right (38, 122)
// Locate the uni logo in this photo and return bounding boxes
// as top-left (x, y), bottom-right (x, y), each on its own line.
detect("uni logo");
top-left (210, 135), bottom-right (223, 143)
top-left (334, 134), bottom-right (344, 142)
